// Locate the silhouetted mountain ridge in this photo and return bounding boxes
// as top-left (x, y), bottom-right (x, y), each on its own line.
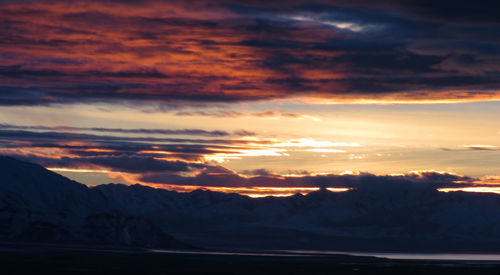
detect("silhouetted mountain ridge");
top-left (0, 156), bottom-right (189, 249)
top-left (2, 155), bottom-right (500, 252)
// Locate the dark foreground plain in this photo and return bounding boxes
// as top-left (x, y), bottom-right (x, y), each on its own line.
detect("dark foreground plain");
top-left (2, 245), bottom-right (500, 275)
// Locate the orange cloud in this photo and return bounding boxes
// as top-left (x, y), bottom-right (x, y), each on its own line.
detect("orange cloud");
top-left (2, 1), bottom-right (500, 106)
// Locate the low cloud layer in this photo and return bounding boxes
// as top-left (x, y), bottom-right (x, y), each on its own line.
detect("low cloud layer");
top-left (0, 123), bottom-right (355, 177)
top-left (0, 123), bottom-right (253, 137)
top-left (140, 167), bottom-right (475, 190)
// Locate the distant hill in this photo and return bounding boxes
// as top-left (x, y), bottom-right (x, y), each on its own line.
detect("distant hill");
top-left (2, 155), bottom-right (500, 252)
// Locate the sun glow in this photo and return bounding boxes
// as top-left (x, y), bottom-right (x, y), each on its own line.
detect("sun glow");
top-left (48, 167), bottom-right (111, 173)
top-left (438, 187), bottom-right (500, 194)
top-left (303, 93), bottom-right (500, 105)
top-left (136, 184), bottom-right (352, 198)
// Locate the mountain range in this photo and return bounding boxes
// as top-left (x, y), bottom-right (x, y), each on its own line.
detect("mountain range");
top-left (2, 155), bottom-right (500, 252)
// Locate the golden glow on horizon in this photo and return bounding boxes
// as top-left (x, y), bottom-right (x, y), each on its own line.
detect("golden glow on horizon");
top-left (262, 138), bottom-right (360, 148)
top-left (2, 97), bottom-right (500, 191)
top-left (82, 148), bottom-right (116, 153)
top-left (48, 167), bottom-right (111, 173)
top-left (48, 166), bottom-right (500, 197)
top-left (136, 184), bottom-right (352, 197)
top-left (137, 183), bottom-right (500, 198)
top-left (203, 147), bottom-right (287, 163)
top-left (439, 187), bottom-right (500, 194)
top-left (303, 93), bottom-right (500, 105)
top-left (339, 170), bottom-right (357, 175)
top-left (407, 170), bottom-right (464, 177)
top-left (478, 176), bottom-right (500, 184)
top-left (192, 137), bottom-right (361, 163)
top-left (305, 148), bottom-right (346, 153)
top-left (137, 150), bottom-right (174, 155)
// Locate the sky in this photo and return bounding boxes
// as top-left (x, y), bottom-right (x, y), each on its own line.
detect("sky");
top-left (1, 0), bottom-right (500, 197)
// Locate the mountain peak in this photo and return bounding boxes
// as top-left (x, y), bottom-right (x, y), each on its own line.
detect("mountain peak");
top-left (3, 156), bottom-right (500, 252)
top-left (0, 155), bottom-right (87, 194)
top-left (0, 155), bottom-right (191, 249)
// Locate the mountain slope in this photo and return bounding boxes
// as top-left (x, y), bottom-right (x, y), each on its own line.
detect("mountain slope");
top-left (2, 155), bottom-right (500, 252)
top-left (0, 156), bottom-right (189, 248)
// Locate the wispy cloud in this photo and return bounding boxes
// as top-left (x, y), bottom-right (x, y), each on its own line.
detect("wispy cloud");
top-left (174, 110), bottom-right (320, 120)
top-left (441, 144), bottom-right (500, 151)
top-left (0, 124), bottom-right (359, 175)
top-left (0, 123), bottom-right (249, 137)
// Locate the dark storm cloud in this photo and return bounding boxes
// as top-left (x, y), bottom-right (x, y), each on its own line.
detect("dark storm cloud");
top-left (351, 0), bottom-right (500, 24)
top-left (140, 167), bottom-right (475, 189)
top-left (1, 1), bottom-right (500, 105)
top-left (9, 153), bottom-right (206, 173)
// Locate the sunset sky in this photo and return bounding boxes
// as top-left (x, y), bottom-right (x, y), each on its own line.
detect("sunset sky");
top-left (1, 0), bottom-right (500, 196)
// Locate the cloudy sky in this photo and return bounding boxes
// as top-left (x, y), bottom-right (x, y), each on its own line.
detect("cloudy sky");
top-left (1, 0), bottom-right (500, 196)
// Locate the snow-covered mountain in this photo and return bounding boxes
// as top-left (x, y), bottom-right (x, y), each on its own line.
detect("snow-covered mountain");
top-left (0, 156), bottom-right (189, 248)
top-left (2, 155), bottom-right (500, 251)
